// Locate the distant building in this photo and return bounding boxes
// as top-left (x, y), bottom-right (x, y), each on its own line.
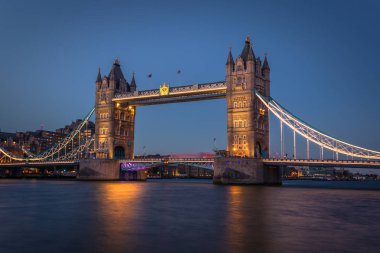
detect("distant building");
top-left (0, 120), bottom-right (95, 155)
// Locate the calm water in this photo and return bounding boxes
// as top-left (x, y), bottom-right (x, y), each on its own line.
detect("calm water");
top-left (0, 179), bottom-right (379, 253)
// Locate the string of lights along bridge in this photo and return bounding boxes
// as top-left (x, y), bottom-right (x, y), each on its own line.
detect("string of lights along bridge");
top-left (1, 36), bottom-right (380, 184)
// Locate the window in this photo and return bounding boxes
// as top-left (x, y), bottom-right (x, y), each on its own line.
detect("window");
top-left (233, 120), bottom-right (247, 128)
top-left (233, 135), bottom-right (238, 145)
top-left (100, 113), bottom-right (109, 119)
top-left (100, 128), bottom-right (108, 135)
top-left (233, 98), bottom-right (247, 109)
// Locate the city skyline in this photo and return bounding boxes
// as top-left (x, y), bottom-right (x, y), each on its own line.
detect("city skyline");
top-left (1, 0), bottom-right (380, 156)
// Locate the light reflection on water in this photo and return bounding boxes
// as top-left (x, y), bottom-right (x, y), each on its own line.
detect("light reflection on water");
top-left (0, 179), bottom-right (379, 253)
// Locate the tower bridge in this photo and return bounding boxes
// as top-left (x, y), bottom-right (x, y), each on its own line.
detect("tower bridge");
top-left (1, 35), bottom-right (380, 184)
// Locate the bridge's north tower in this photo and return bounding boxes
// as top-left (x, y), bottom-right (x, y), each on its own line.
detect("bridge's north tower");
top-left (226, 36), bottom-right (270, 158)
top-left (94, 59), bottom-right (136, 159)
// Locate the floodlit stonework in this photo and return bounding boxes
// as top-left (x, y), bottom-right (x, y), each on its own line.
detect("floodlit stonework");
top-left (95, 60), bottom-right (136, 159)
top-left (226, 35), bottom-right (270, 158)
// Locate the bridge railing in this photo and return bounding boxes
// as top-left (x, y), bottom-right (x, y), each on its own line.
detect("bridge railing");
top-left (113, 82), bottom-right (226, 99)
top-left (262, 158), bottom-right (380, 164)
top-left (121, 157), bottom-right (215, 163)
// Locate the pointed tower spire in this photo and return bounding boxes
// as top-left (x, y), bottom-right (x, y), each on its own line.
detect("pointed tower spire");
top-left (129, 72), bottom-right (137, 92)
top-left (262, 54), bottom-right (270, 70)
top-left (226, 47), bottom-right (234, 65)
top-left (96, 67), bottom-right (102, 83)
top-left (130, 72), bottom-right (137, 92)
top-left (109, 58), bottom-right (125, 81)
top-left (240, 34), bottom-right (255, 65)
top-left (246, 34), bottom-right (251, 43)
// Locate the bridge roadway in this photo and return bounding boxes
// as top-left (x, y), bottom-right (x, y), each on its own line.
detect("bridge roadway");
top-left (122, 158), bottom-right (380, 169)
top-left (113, 82), bottom-right (227, 106)
top-left (1, 158), bottom-right (380, 169)
top-left (0, 160), bottom-right (79, 168)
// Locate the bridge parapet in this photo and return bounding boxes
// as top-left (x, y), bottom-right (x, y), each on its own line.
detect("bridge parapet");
top-left (262, 158), bottom-right (380, 168)
top-left (120, 157), bottom-right (215, 163)
top-left (0, 160), bottom-right (79, 168)
top-left (113, 82), bottom-right (226, 100)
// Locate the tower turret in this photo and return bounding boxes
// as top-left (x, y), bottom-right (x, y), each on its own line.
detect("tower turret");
top-left (108, 59), bottom-right (128, 92)
top-left (256, 57), bottom-right (262, 76)
top-left (262, 54), bottom-right (270, 80)
top-left (262, 54), bottom-right (270, 97)
top-left (96, 68), bottom-right (102, 83)
top-left (240, 35), bottom-right (255, 72)
top-left (226, 47), bottom-right (235, 75)
top-left (96, 68), bottom-right (102, 92)
top-left (130, 72), bottom-right (137, 92)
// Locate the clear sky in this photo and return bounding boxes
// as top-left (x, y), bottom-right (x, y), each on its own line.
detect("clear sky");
top-left (0, 0), bottom-right (379, 157)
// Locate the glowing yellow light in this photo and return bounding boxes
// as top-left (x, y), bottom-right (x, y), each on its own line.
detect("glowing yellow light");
top-left (259, 108), bottom-right (265, 116)
top-left (116, 103), bottom-right (120, 108)
top-left (128, 106), bottom-right (133, 110)
top-left (159, 83), bottom-right (170, 95)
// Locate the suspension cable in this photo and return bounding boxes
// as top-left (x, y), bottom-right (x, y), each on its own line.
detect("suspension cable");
top-left (255, 90), bottom-right (380, 160)
top-left (0, 107), bottom-right (95, 161)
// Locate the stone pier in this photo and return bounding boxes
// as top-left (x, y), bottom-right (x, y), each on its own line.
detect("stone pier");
top-left (213, 157), bottom-right (282, 185)
top-left (78, 159), bottom-right (120, 180)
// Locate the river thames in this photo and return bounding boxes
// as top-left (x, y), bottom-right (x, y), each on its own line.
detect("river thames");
top-left (0, 179), bottom-right (379, 253)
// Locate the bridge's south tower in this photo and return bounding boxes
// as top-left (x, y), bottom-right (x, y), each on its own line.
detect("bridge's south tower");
top-left (226, 36), bottom-right (270, 158)
top-left (94, 59), bottom-right (136, 159)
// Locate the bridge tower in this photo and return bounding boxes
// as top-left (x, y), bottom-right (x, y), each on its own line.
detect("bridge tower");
top-left (94, 59), bottom-right (136, 159)
top-left (226, 36), bottom-right (270, 158)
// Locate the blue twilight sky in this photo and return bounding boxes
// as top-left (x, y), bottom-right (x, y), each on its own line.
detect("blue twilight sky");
top-left (0, 0), bottom-right (379, 157)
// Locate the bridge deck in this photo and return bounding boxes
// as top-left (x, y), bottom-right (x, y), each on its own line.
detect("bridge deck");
top-left (122, 158), bottom-right (380, 168)
top-left (113, 82), bottom-right (226, 106)
top-left (262, 159), bottom-right (380, 168)
top-left (0, 160), bottom-right (79, 168)
top-left (2, 158), bottom-right (380, 169)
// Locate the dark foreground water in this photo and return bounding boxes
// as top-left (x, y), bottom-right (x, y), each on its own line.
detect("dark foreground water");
top-left (0, 180), bottom-right (379, 253)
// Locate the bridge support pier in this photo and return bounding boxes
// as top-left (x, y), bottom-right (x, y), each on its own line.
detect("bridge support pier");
top-left (213, 157), bottom-right (282, 185)
top-left (78, 159), bottom-right (120, 180)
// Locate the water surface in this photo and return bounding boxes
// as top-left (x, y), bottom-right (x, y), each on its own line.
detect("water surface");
top-left (0, 179), bottom-right (379, 253)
